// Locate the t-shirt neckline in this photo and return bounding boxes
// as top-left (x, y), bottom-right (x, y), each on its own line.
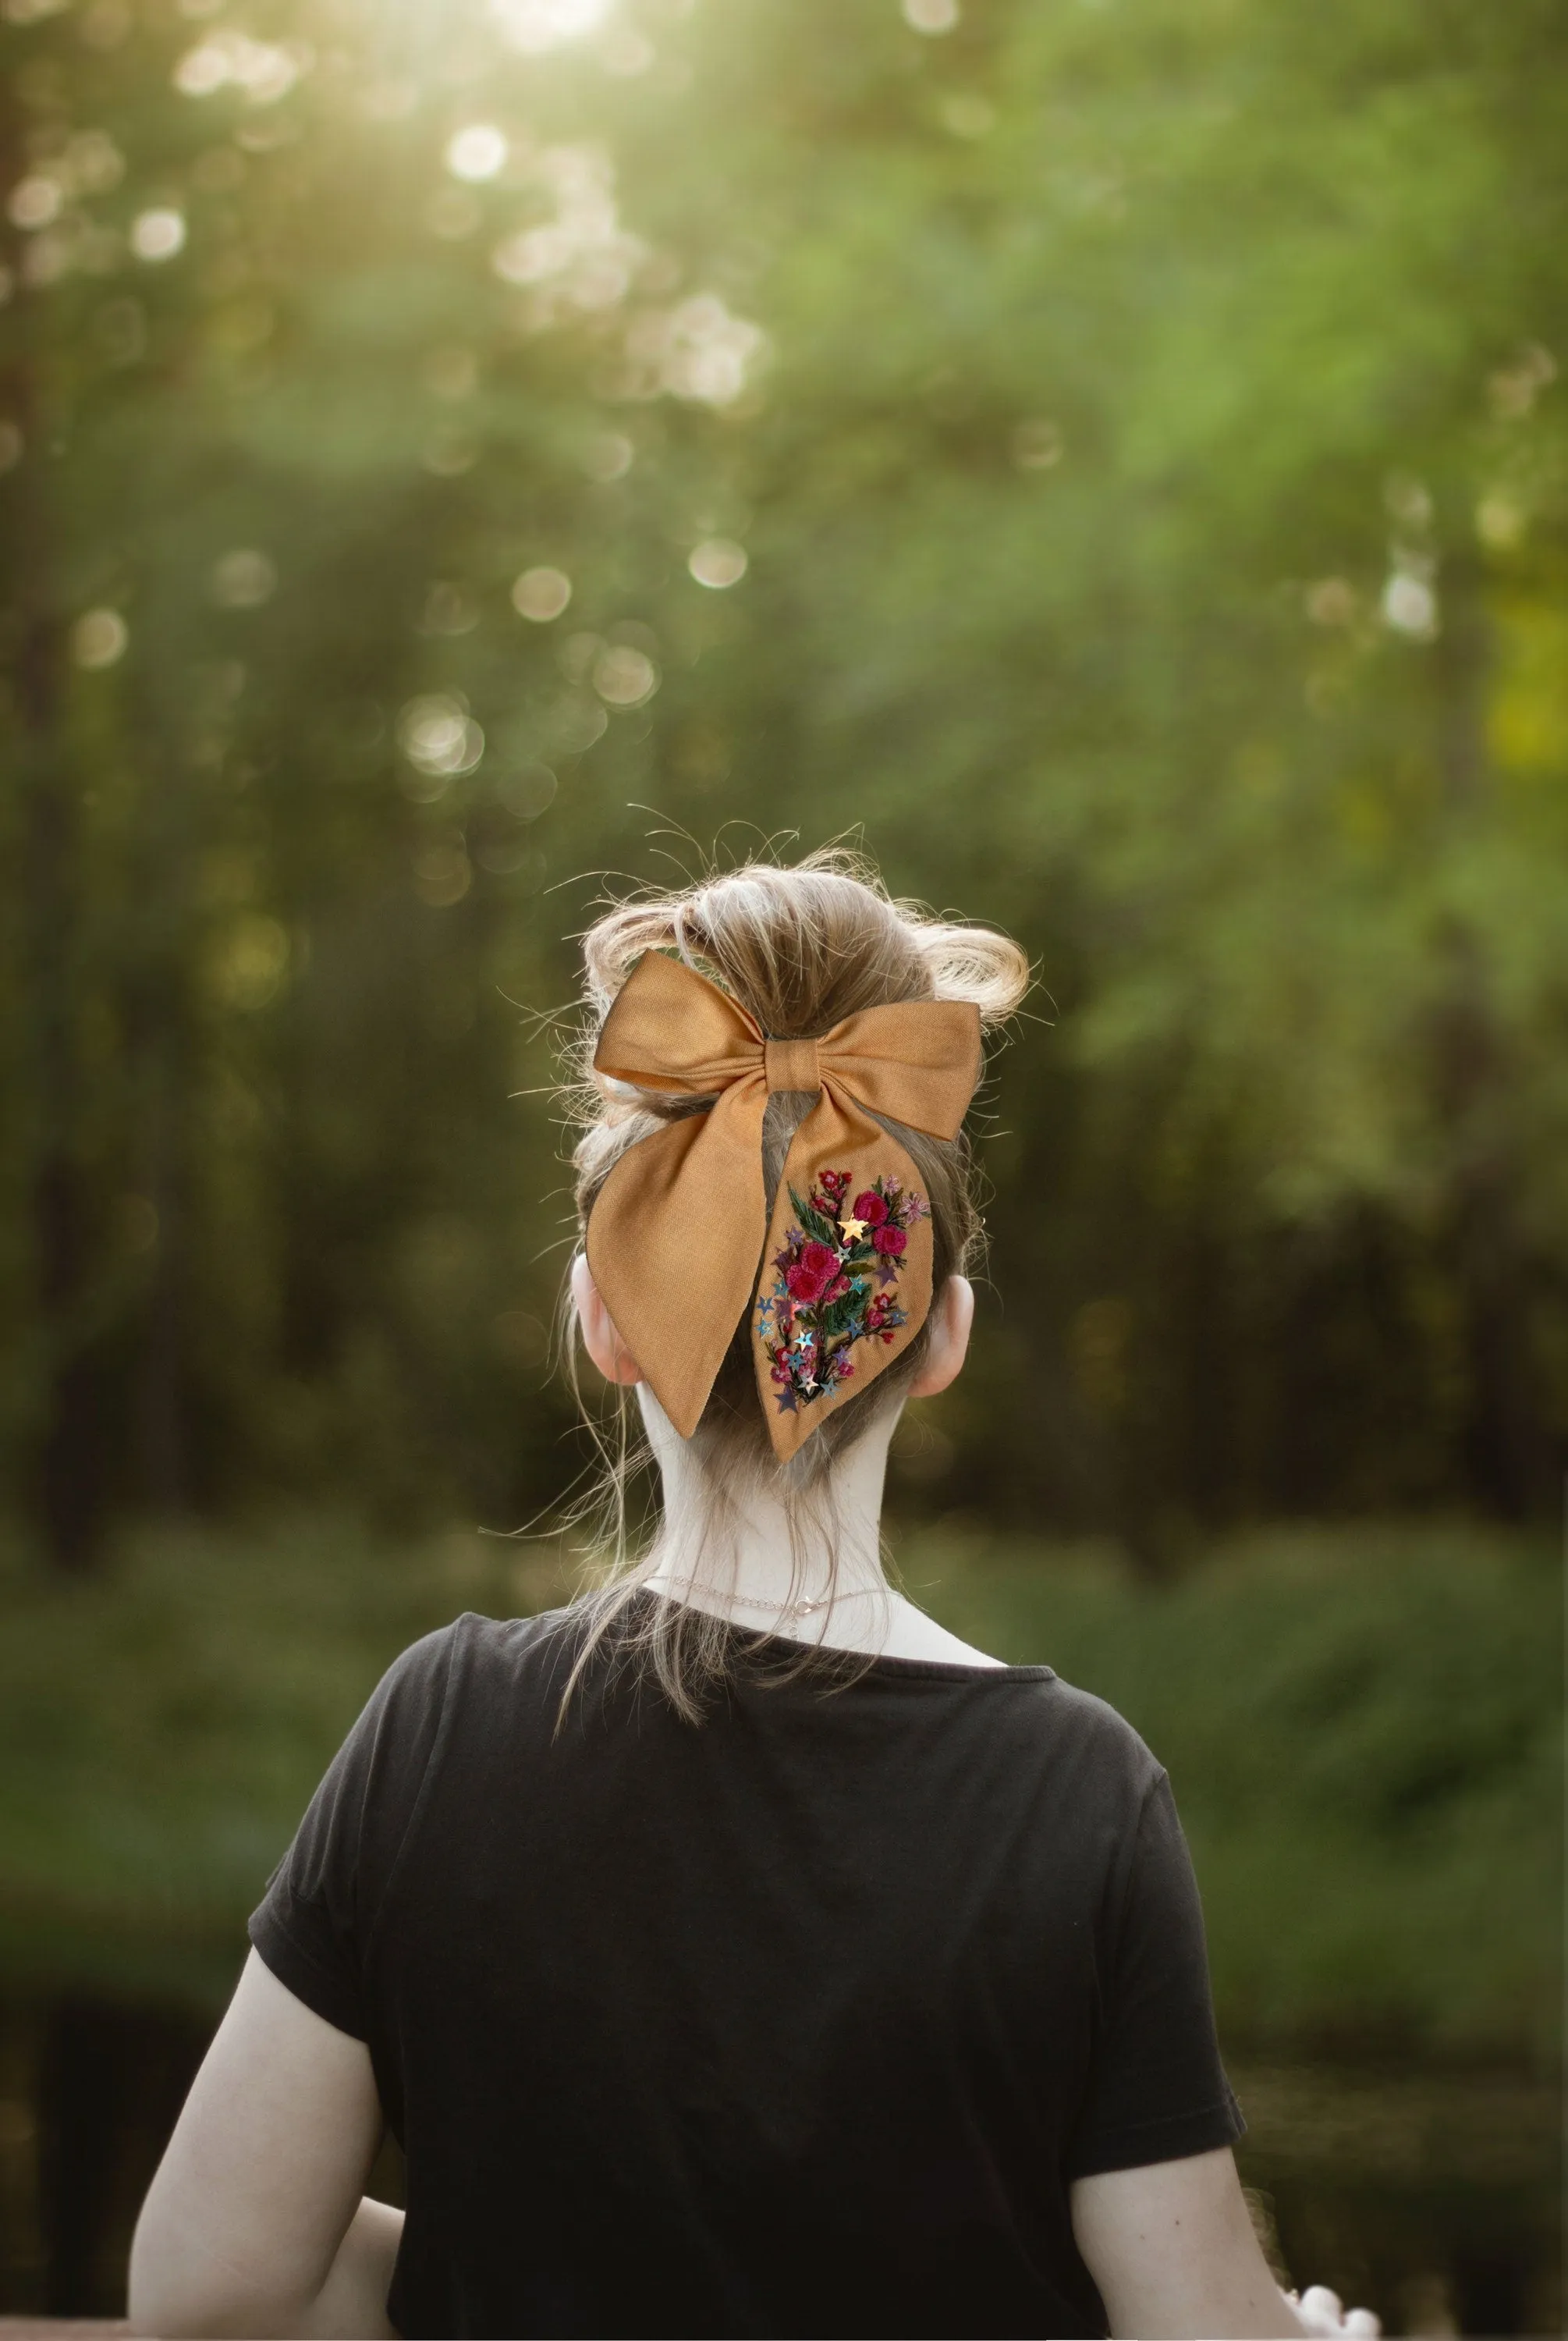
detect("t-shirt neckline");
top-left (635, 1585), bottom-right (1055, 1684)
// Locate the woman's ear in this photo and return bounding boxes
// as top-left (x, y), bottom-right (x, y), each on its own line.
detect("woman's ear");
top-left (907, 1274), bottom-right (974, 1399)
top-left (570, 1254), bottom-right (644, 1387)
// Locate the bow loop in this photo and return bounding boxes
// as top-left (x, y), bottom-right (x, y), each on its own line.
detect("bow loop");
top-left (586, 953), bottom-right (981, 1457)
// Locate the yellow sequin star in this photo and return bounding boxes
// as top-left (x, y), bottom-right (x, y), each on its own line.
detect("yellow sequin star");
top-left (839, 1216), bottom-right (867, 1243)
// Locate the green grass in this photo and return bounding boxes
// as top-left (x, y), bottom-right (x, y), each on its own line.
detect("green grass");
top-left (0, 1515), bottom-right (1559, 2064)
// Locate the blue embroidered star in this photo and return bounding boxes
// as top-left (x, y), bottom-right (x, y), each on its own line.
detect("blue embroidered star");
top-left (773, 1386), bottom-right (797, 1414)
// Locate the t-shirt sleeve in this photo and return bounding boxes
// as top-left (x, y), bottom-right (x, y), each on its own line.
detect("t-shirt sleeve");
top-left (1066, 1767), bottom-right (1245, 2179)
top-left (247, 1625), bottom-right (457, 2040)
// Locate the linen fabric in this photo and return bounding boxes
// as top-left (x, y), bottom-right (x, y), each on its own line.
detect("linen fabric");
top-left (586, 950), bottom-right (983, 1458)
top-left (249, 1600), bottom-right (1245, 2340)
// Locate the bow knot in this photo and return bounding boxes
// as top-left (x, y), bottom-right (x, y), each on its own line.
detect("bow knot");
top-left (586, 951), bottom-right (981, 1458)
top-left (764, 1036), bottom-right (821, 1095)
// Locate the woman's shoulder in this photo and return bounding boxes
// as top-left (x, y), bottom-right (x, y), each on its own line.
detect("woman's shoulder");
top-left (369, 1606), bottom-right (573, 1709)
top-left (411, 1604), bottom-right (578, 1674)
top-left (1009, 1667), bottom-right (1168, 1796)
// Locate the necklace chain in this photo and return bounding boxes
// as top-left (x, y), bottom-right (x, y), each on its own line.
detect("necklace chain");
top-left (729, 1588), bottom-right (882, 1623)
top-left (651, 1581), bottom-right (885, 1625)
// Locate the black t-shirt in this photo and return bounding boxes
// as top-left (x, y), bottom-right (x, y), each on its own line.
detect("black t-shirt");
top-left (249, 1599), bottom-right (1243, 2339)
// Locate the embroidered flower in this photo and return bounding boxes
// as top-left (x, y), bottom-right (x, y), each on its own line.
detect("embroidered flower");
top-left (785, 1239), bottom-right (839, 1305)
top-left (757, 1167), bottom-right (924, 1413)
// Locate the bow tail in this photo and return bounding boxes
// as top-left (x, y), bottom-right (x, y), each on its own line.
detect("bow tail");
top-left (587, 1077), bottom-right (770, 1438)
top-left (753, 1080), bottom-right (935, 1462)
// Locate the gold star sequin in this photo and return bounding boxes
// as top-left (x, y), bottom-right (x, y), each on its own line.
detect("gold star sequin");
top-left (839, 1216), bottom-right (867, 1243)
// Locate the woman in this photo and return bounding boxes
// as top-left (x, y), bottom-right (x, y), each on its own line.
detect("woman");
top-left (129, 858), bottom-right (1372, 2339)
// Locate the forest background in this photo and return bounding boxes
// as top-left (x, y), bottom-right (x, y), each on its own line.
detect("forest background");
top-left (0, 0), bottom-right (1563, 2328)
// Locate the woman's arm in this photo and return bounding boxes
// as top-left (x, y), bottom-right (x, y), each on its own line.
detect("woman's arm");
top-left (1070, 2145), bottom-right (1307, 2341)
top-left (129, 1949), bottom-right (403, 2339)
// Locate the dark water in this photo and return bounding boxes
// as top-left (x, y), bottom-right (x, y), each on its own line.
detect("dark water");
top-left (0, 1993), bottom-right (1558, 2332)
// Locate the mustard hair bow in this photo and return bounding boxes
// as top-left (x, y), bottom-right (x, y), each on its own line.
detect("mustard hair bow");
top-left (587, 951), bottom-right (981, 1458)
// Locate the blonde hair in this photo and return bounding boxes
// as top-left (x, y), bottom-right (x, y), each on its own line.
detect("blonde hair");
top-left (555, 849), bottom-right (1030, 1719)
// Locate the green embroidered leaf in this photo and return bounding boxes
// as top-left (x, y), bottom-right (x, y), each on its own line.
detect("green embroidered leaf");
top-left (789, 1185), bottom-right (839, 1245)
top-left (818, 1291), bottom-right (864, 1341)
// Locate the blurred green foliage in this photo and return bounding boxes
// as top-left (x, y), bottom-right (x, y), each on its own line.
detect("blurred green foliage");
top-left (0, 1518), bottom-right (1556, 2062)
top-left (924, 1522), bottom-right (1563, 2065)
top-left (1, 0), bottom-right (1565, 1562)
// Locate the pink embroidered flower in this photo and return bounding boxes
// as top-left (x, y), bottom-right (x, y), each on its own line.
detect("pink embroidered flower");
top-left (785, 1240), bottom-right (839, 1304)
top-left (763, 1172), bottom-right (925, 1412)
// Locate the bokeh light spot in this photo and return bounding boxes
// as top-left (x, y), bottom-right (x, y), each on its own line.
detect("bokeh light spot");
top-left (419, 581), bottom-right (479, 636)
top-left (398, 694), bottom-right (484, 790)
top-left (214, 914), bottom-right (289, 1010)
top-left (1476, 493), bottom-right (1525, 550)
top-left (73, 608), bottom-right (128, 668)
top-left (8, 176), bottom-right (64, 230)
top-left (1382, 573), bottom-right (1439, 640)
top-left (498, 763), bottom-right (559, 819)
top-left (593, 644), bottom-right (659, 708)
top-left (130, 208), bottom-right (186, 262)
top-left (173, 33), bottom-right (307, 103)
top-left (211, 549), bottom-right (276, 608)
top-left (412, 835), bottom-right (474, 908)
top-left (512, 567), bottom-right (573, 622)
top-left (1305, 578), bottom-right (1356, 627)
top-left (625, 293), bottom-right (764, 407)
top-left (903, 0), bottom-right (960, 31)
top-left (688, 538), bottom-right (748, 589)
top-left (446, 124), bottom-right (508, 183)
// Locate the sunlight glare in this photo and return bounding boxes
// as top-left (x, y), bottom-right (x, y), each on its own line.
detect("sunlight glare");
top-left (489, 0), bottom-right (611, 56)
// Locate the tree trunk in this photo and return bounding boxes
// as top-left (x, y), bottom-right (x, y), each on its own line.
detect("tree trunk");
top-left (2, 69), bottom-right (102, 1569)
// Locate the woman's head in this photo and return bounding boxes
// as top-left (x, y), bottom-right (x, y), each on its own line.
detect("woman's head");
top-left (559, 850), bottom-right (1029, 1710)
